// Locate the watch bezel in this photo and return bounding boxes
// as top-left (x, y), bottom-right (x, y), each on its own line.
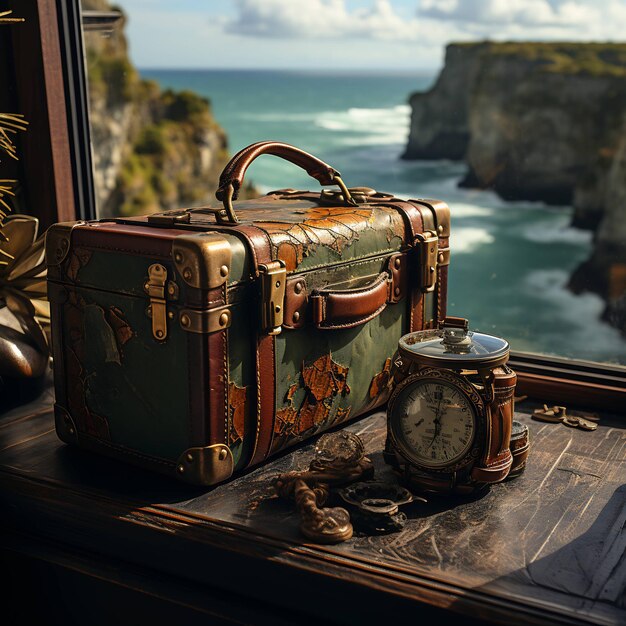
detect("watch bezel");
top-left (387, 367), bottom-right (487, 474)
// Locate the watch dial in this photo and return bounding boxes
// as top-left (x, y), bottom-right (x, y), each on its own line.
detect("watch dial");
top-left (392, 378), bottom-right (476, 468)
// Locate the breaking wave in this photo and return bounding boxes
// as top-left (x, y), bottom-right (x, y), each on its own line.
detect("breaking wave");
top-left (241, 105), bottom-right (411, 147)
top-left (315, 105), bottom-right (410, 145)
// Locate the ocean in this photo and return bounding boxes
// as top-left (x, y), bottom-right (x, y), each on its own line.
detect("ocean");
top-left (142, 69), bottom-right (626, 365)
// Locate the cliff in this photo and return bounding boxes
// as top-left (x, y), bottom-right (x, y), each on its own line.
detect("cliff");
top-left (82, 0), bottom-right (233, 217)
top-left (404, 42), bottom-right (626, 335)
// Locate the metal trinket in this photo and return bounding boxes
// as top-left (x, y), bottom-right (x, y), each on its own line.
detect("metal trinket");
top-left (339, 482), bottom-right (422, 534)
top-left (273, 432), bottom-right (374, 544)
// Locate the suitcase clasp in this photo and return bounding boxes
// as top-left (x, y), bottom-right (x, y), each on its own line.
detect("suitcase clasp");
top-left (145, 263), bottom-right (169, 341)
top-left (415, 230), bottom-right (438, 293)
top-left (259, 260), bottom-right (287, 335)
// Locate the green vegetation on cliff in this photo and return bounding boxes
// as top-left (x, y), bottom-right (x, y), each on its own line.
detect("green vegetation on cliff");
top-left (454, 41), bottom-right (626, 77)
top-left (81, 0), bottom-right (231, 217)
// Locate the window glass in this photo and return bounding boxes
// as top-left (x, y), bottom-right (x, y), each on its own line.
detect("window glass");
top-left (81, 0), bottom-right (626, 365)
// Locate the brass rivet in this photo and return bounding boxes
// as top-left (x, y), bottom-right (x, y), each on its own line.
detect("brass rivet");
top-left (394, 257), bottom-right (401, 269)
top-left (275, 280), bottom-right (281, 288)
top-left (218, 449), bottom-right (228, 461)
top-left (68, 427), bottom-right (75, 435)
top-left (220, 265), bottom-right (229, 277)
top-left (438, 224), bottom-right (444, 234)
top-left (183, 268), bottom-right (192, 280)
top-left (177, 464), bottom-right (185, 474)
top-left (174, 252), bottom-right (183, 263)
top-left (293, 311), bottom-right (300, 322)
top-left (181, 314), bottom-right (191, 328)
top-left (144, 282), bottom-right (150, 291)
top-left (168, 311), bottom-right (175, 320)
top-left (275, 305), bottom-right (281, 313)
top-left (186, 453), bottom-right (193, 462)
top-left (146, 305), bottom-right (152, 315)
top-left (430, 247), bottom-right (435, 253)
top-left (438, 252), bottom-right (444, 263)
top-left (430, 266), bottom-right (435, 273)
top-left (167, 284), bottom-right (176, 295)
top-left (294, 282), bottom-right (303, 294)
top-left (219, 312), bottom-right (229, 326)
top-left (394, 287), bottom-right (400, 296)
top-left (156, 329), bottom-right (164, 339)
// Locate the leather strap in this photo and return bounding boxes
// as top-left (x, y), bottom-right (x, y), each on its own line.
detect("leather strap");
top-left (207, 286), bottom-right (229, 445)
top-left (389, 201), bottom-right (427, 331)
top-left (411, 199), bottom-right (451, 323)
top-left (312, 272), bottom-right (389, 329)
top-left (232, 224), bottom-right (277, 468)
top-left (470, 366), bottom-right (515, 484)
top-left (216, 141), bottom-right (340, 202)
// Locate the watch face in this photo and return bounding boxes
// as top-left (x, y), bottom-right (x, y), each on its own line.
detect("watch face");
top-left (390, 377), bottom-right (477, 469)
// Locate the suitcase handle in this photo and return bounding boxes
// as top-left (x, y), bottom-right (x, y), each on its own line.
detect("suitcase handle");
top-left (215, 141), bottom-right (357, 223)
top-left (310, 270), bottom-right (396, 330)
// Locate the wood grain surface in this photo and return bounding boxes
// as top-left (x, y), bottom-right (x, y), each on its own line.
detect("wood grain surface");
top-left (0, 391), bottom-right (624, 625)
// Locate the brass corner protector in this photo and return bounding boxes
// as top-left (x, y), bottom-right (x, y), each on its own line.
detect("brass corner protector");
top-left (175, 443), bottom-right (234, 486)
top-left (45, 221), bottom-right (85, 266)
top-left (422, 198), bottom-right (450, 238)
top-left (54, 403), bottom-right (78, 444)
top-left (172, 233), bottom-right (232, 289)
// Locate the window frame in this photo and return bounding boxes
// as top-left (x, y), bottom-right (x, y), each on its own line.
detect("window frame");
top-left (16, 0), bottom-right (626, 413)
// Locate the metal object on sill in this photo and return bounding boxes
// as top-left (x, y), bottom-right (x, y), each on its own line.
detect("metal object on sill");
top-left (563, 415), bottom-right (598, 431)
top-left (532, 405), bottom-right (598, 431)
top-left (339, 481), bottom-right (423, 534)
top-left (273, 432), bottom-right (374, 544)
top-left (532, 404), bottom-right (566, 423)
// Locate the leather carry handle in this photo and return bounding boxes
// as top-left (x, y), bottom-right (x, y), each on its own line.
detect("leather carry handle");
top-left (311, 271), bottom-right (393, 330)
top-left (215, 141), bottom-right (356, 223)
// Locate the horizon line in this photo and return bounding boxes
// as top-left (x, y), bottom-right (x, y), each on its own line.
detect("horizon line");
top-left (136, 66), bottom-right (438, 74)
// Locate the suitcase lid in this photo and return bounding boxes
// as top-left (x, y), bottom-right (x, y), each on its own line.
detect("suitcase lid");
top-left (46, 143), bottom-right (450, 337)
top-left (116, 187), bottom-right (411, 275)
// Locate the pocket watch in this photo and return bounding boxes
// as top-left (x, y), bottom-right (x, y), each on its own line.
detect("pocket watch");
top-left (384, 317), bottom-right (518, 494)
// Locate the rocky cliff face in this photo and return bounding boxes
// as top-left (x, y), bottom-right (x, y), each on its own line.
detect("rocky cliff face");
top-left (82, 0), bottom-right (231, 217)
top-left (402, 44), bottom-right (480, 160)
top-left (404, 42), bottom-right (626, 335)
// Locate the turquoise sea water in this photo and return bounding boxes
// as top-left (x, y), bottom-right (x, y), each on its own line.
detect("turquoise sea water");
top-left (142, 69), bottom-right (626, 364)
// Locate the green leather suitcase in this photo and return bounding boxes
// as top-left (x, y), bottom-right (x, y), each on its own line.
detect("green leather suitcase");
top-left (46, 142), bottom-right (450, 485)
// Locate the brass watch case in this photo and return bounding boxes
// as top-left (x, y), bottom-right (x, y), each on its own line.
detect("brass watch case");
top-left (386, 366), bottom-right (487, 475)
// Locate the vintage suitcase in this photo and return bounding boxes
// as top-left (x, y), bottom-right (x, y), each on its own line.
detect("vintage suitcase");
top-left (46, 142), bottom-right (450, 485)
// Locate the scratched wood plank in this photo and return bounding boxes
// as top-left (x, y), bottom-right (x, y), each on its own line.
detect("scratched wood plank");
top-left (0, 395), bottom-right (624, 625)
top-left (173, 408), bottom-right (626, 621)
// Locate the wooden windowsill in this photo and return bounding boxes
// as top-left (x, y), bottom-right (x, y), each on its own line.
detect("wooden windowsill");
top-left (0, 385), bottom-right (624, 625)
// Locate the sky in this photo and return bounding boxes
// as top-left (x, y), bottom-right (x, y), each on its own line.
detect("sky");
top-left (117, 0), bottom-right (626, 71)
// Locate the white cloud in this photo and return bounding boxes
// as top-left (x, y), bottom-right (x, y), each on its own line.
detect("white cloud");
top-left (222, 0), bottom-right (626, 45)
top-left (117, 0), bottom-right (626, 70)
top-left (419, 0), bottom-right (626, 38)
top-left (226, 0), bottom-right (424, 41)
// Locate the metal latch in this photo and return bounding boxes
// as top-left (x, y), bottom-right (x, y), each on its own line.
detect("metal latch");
top-left (145, 263), bottom-right (168, 340)
top-left (259, 260), bottom-right (287, 335)
top-left (147, 210), bottom-right (191, 226)
top-left (415, 230), bottom-right (438, 293)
